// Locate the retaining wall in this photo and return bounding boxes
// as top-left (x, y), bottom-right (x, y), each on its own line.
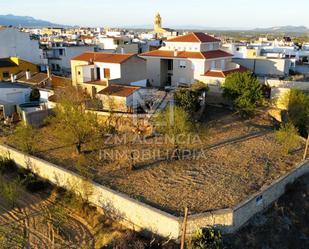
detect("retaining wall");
top-left (1, 144), bottom-right (309, 239)
top-left (0, 144), bottom-right (181, 239)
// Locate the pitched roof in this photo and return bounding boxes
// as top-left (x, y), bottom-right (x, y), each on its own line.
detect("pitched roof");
top-left (140, 50), bottom-right (233, 59)
top-left (204, 66), bottom-right (249, 78)
top-left (166, 32), bottom-right (220, 43)
top-left (0, 58), bottom-right (17, 68)
top-left (72, 52), bottom-right (136, 64)
top-left (97, 84), bottom-right (140, 97)
top-left (17, 72), bottom-right (49, 85)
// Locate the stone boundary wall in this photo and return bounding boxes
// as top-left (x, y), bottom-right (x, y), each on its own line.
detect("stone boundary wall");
top-left (0, 144), bottom-right (181, 239)
top-left (185, 159), bottom-right (309, 235)
top-left (1, 144), bottom-right (309, 238)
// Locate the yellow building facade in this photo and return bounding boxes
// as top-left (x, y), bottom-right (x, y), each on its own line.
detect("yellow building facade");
top-left (0, 57), bottom-right (38, 81)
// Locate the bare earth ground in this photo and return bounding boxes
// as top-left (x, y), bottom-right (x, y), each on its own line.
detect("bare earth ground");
top-left (3, 106), bottom-right (305, 216)
top-left (226, 173), bottom-right (309, 249)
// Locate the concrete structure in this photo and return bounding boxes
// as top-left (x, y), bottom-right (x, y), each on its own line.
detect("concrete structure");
top-left (234, 58), bottom-right (292, 77)
top-left (2, 144), bottom-right (309, 239)
top-left (96, 84), bottom-right (141, 112)
top-left (140, 32), bottom-right (243, 88)
top-left (45, 44), bottom-right (95, 75)
top-left (0, 28), bottom-right (42, 65)
top-left (71, 52), bottom-right (147, 97)
top-left (0, 82), bottom-right (31, 104)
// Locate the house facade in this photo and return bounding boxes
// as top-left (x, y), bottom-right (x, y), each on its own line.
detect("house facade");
top-left (0, 28), bottom-right (42, 65)
top-left (71, 52), bottom-right (147, 96)
top-left (140, 32), bottom-right (244, 88)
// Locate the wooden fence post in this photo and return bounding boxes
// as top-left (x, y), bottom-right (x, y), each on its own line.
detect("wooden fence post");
top-left (180, 207), bottom-right (189, 249)
top-left (303, 134), bottom-right (309, 161)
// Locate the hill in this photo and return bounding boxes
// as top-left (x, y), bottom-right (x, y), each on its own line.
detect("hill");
top-left (0, 14), bottom-right (64, 27)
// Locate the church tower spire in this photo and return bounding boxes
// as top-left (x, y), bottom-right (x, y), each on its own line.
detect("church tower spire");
top-left (154, 12), bottom-right (162, 32)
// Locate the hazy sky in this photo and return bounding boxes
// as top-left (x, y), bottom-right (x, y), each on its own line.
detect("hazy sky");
top-left (1, 0), bottom-right (308, 28)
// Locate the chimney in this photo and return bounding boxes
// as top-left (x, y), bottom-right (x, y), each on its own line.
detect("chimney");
top-left (10, 74), bottom-right (16, 83)
top-left (26, 70), bottom-right (31, 80)
top-left (174, 49), bottom-right (178, 57)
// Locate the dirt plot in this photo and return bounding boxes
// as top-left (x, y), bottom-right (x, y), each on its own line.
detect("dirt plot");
top-left (226, 173), bottom-right (309, 249)
top-left (5, 106), bottom-right (305, 216)
top-left (0, 175), bottom-right (126, 248)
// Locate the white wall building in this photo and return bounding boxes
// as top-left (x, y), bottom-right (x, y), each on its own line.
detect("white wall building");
top-left (0, 28), bottom-right (41, 65)
top-left (140, 32), bottom-right (244, 87)
top-left (46, 44), bottom-right (95, 75)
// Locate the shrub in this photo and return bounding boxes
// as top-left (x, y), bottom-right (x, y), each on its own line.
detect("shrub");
top-left (17, 168), bottom-right (50, 192)
top-left (275, 122), bottom-right (301, 155)
top-left (0, 177), bottom-right (21, 207)
top-left (0, 156), bottom-right (17, 174)
top-left (175, 81), bottom-right (208, 113)
top-left (30, 88), bottom-right (40, 102)
top-left (223, 72), bottom-right (263, 117)
top-left (175, 89), bottom-right (200, 113)
top-left (285, 89), bottom-right (309, 136)
top-left (11, 123), bottom-right (38, 153)
top-left (188, 227), bottom-right (224, 249)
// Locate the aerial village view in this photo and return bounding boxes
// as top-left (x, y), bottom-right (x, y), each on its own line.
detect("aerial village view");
top-left (0, 0), bottom-right (309, 248)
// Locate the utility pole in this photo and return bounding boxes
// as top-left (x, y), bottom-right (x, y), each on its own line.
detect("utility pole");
top-left (180, 207), bottom-right (189, 249)
top-left (303, 134), bottom-right (309, 161)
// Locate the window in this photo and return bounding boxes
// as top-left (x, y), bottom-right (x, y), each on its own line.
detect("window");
top-left (179, 60), bottom-right (186, 69)
top-left (56, 64), bottom-right (61, 71)
top-left (104, 68), bottom-right (111, 79)
top-left (2, 72), bottom-right (9, 78)
top-left (59, 49), bottom-right (64, 56)
top-left (78, 71), bottom-right (81, 75)
top-left (167, 60), bottom-right (173, 70)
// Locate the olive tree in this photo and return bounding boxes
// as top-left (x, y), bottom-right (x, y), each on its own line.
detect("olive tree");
top-left (49, 86), bottom-right (103, 154)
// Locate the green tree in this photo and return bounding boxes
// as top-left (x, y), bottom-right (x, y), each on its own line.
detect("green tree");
top-left (11, 123), bottom-right (38, 153)
top-left (30, 88), bottom-right (40, 102)
top-left (284, 89), bottom-right (309, 136)
top-left (223, 72), bottom-right (263, 116)
top-left (175, 81), bottom-right (208, 113)
top-left (49, 86), bottom-right (102, 154)
top-left (154, 106), bottom-right (193, 153)
top-left (0, 177), bottom-right (21, 208)
top-left (275, 122), bottom-right (301, 155)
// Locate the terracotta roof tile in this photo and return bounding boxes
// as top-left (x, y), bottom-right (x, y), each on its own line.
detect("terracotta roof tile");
top-left (140, 50), bottom-right (232, 59)
top-left (166, 32), bottom-right (220, 43)
top-left (72, 52), bottom-right (136, 64)
top-left (97, 84), bottom-right (140, 97)
top-left (17, 72), bottom-right (49, 85)
top-left (204, 66), bottom-right (250, 78)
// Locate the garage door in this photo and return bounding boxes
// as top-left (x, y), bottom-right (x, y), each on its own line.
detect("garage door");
top-left (6, 92), bottom-right (24, 104)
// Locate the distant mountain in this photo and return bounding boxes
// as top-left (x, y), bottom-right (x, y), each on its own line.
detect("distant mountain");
top-left (0, 14), bottom-right (65, 27)
top-left (253, 26), bottom-right (309, 33)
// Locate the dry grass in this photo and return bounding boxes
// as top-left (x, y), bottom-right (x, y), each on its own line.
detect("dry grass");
top-left (4, 106), bottom-right (305, 216)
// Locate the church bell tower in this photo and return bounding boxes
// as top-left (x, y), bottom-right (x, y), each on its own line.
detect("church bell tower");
top-left (154, 13), bottom-right (162, 32)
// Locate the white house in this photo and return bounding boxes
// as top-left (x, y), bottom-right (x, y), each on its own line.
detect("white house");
top-left (140, 32), bottom-right (243, 88)
top-left (44, 43), bottom-right (95, 75)
top-left (0, 27), bottom-right (42, 65)
top-left (71, 52), bottom-right (147, 96)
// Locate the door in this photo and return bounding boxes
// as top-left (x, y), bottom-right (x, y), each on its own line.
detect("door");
top-left (104, 68), bottom-right (111, 79)
top-left (90, 68), bottom-right (95, 81)
top-left (96, 67), bottom-right (101, 80)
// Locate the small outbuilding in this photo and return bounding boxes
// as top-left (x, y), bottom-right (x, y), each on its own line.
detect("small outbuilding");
top-left (97, 84), bottom-right (141, 113)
